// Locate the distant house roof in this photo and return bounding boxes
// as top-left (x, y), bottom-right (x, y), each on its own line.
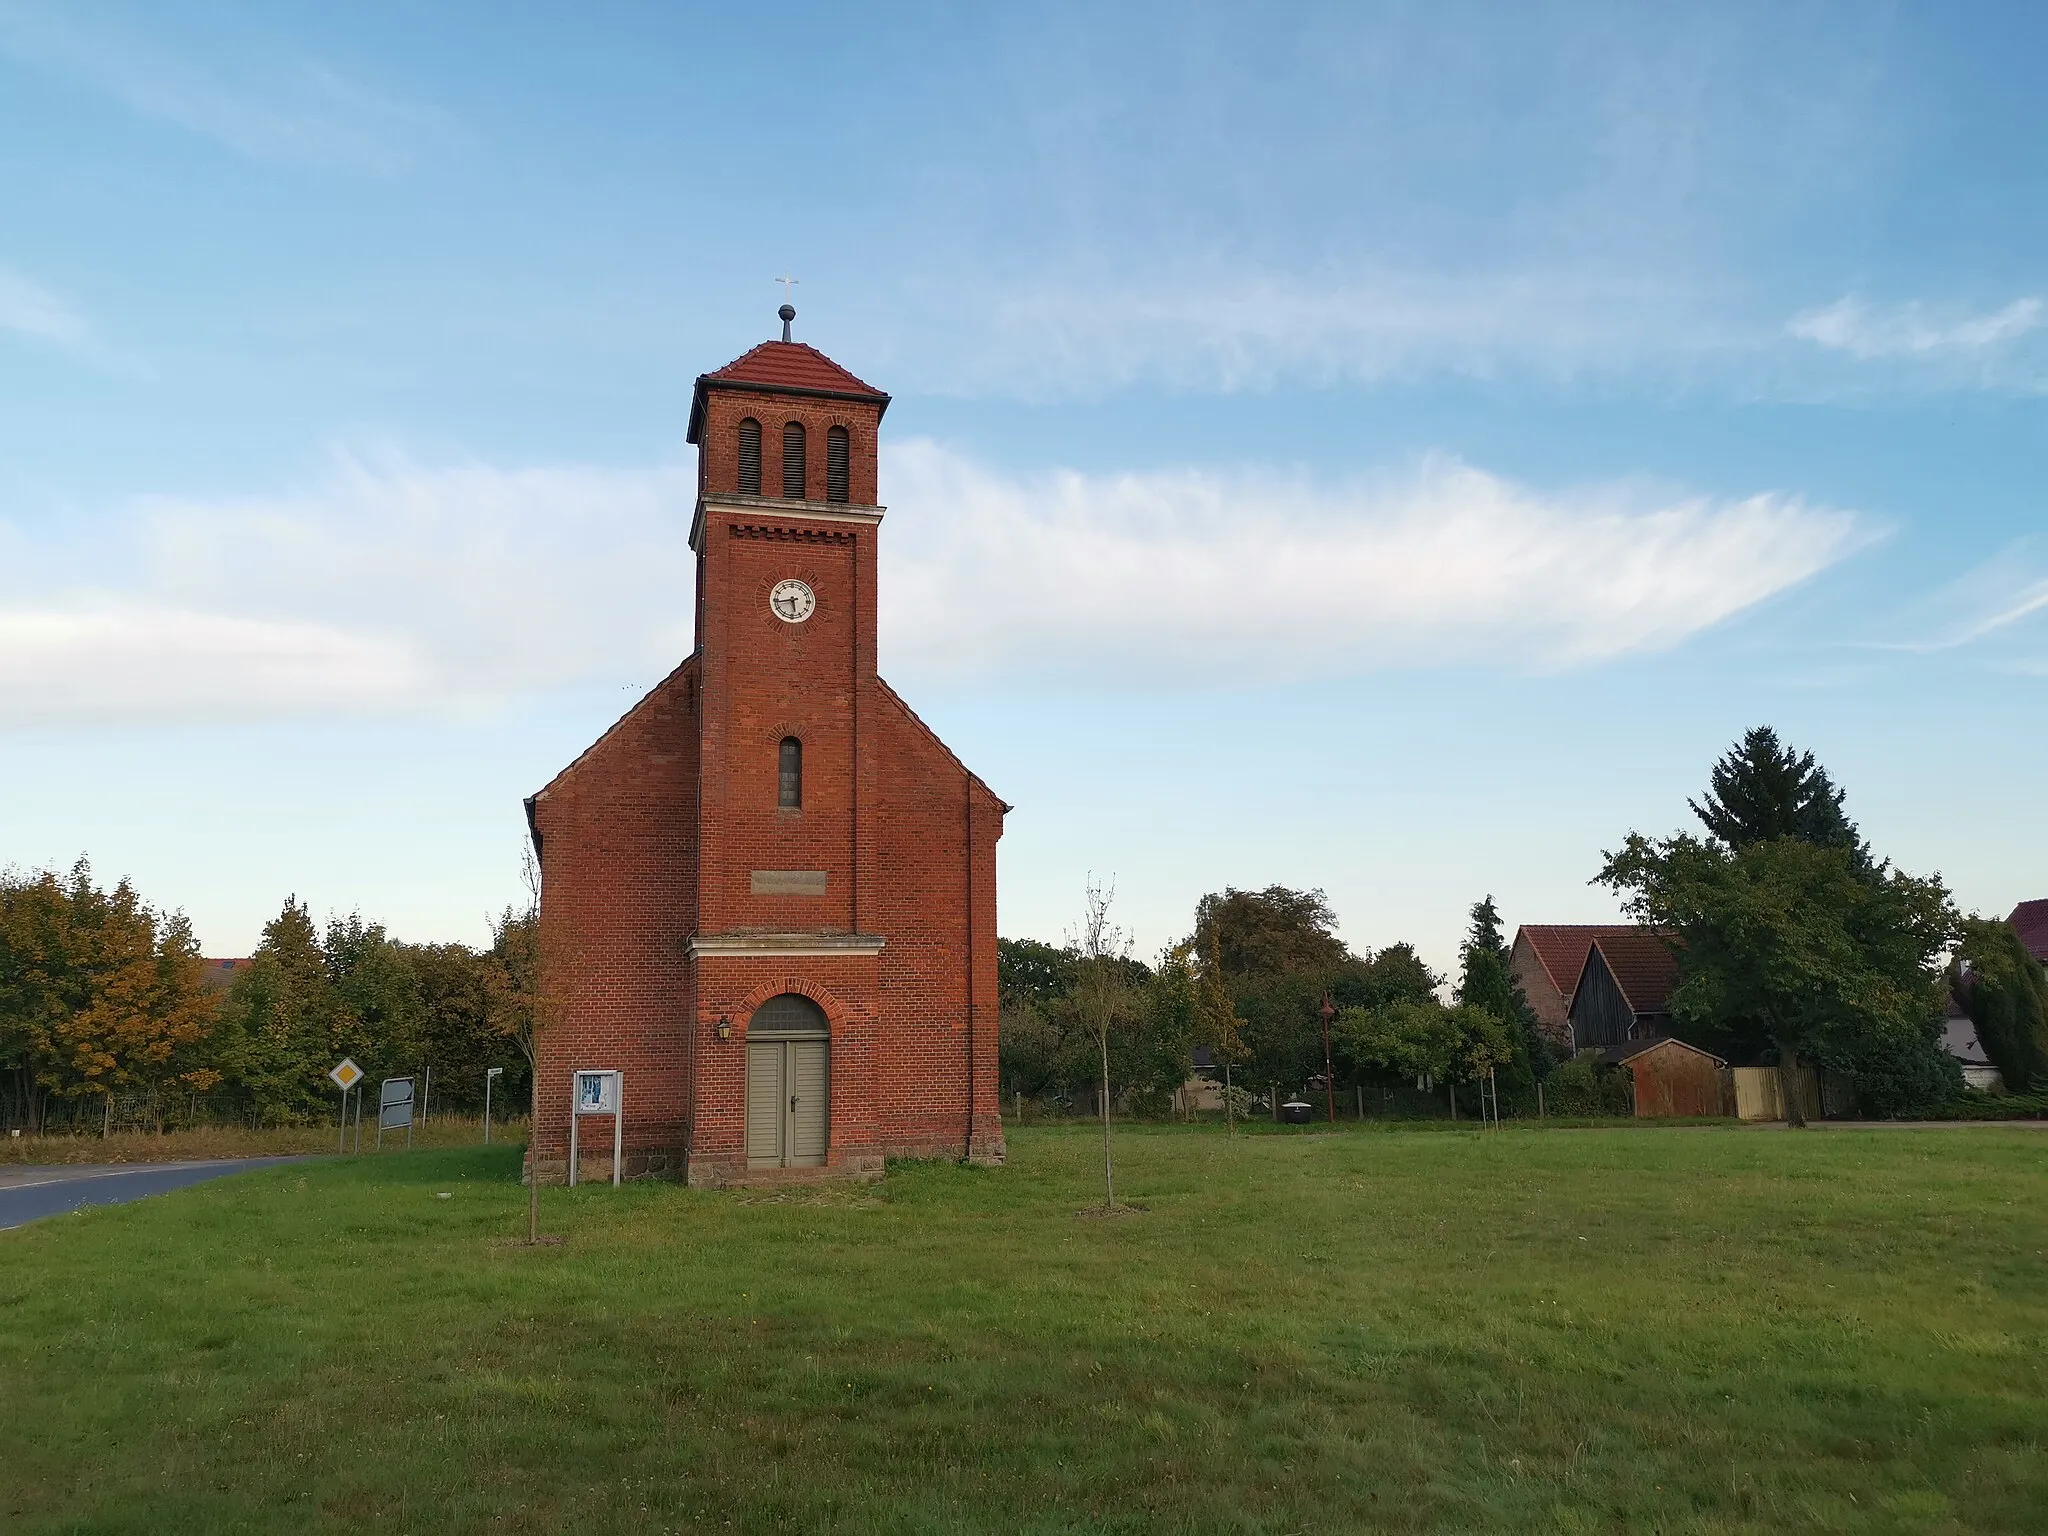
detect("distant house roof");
top-left (687, 340), bottom-right (891, 443)
top-left (2010, 900), bottom-right (2048, 965)
top-left (1516, 925), bottom-right (1643, 1004)
top-left (1586, 931), bottom-right (1681, 1017)
top-left (198, 957), bottom-right (250, 991)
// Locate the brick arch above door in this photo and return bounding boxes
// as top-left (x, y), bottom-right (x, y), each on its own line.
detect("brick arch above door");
top-left (733, 977), bottom-right (851, 1031)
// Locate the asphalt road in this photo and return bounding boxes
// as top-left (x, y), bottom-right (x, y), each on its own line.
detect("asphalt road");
top-left (0, 1158), bottom-right (304, 1230)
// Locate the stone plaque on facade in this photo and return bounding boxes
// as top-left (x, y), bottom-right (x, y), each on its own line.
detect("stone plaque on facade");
top-left (751, 870), bottom-right (828, 895)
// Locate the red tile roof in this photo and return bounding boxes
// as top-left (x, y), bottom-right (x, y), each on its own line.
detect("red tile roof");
top-left (703, 341), bottom-right (886, 398)
top-left (1516, 925), bottom-right (1643, 1001)
top-left (1585, 931), bottom-right (1681, 1015)
top-left (198, 957), bottom-right (251, 990)
top-left (687, 340), bottom-right (889, 442)
top-left (2010, 900), bottom-right (2048, 964)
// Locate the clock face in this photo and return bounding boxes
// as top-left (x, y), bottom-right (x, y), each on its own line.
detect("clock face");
top-left (769, 579), bottom-right (816, 624)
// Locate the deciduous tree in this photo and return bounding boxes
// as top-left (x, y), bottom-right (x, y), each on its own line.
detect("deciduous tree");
top-left (1599, 833), bottom-right (1954, 1124)
top-left (1070, 878), bottom-right (1140, 1210)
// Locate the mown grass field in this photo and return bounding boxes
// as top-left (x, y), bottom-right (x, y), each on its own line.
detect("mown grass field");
top-left (2, 1124), bottom-right (2044, 1534)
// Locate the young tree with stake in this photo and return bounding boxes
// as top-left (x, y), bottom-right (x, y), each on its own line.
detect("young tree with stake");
top-left (490, 847), bottom-right (576, 1244)
top-left (1070, 877), bottom-right (1139, 1210)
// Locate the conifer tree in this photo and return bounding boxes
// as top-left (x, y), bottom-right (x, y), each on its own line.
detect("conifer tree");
top-left (1690, 727), bottom-right (1867, 865)
top-left (1455, 895), bottom-right (1552, 1086)
top-left (1953, 918), bottom-right (2048, 1094)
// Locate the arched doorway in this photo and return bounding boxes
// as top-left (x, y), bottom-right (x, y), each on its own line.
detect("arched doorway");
top-left (746, 993), bottom-right (829, 1169)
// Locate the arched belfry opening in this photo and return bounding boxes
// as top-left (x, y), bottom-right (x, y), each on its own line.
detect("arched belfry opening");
top-left (747, 993), bottom-right (829, 1169)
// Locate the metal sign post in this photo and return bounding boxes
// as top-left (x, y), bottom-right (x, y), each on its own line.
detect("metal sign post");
top-left (376, 1076), bottom-right (415, 1150)
top-left (329, 1059), bottom-right (364, 1154)
top-left (484, 1066), bottom-right (504, 1145)
top-left (569, 1070), bottom-right (623, 1187)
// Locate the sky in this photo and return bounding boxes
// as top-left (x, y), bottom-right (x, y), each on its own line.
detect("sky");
top-left (2, 1), bottom-right (2044, 976)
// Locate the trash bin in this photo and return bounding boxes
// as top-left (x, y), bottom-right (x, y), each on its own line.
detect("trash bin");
top-left (1280, 1099), bottom-right (1314, 1125)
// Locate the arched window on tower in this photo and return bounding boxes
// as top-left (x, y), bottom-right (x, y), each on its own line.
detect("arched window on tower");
top-left (826, 426), bottom-right (850, 503)
top-left (778, 737), bottom-right (803, 810)
top-left (737, 418), bottom-right (762, 494)
top-left (782, 422), bottom-right (806, 499)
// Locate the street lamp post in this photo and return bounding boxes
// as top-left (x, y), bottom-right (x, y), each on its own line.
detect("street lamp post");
top-left (1319, 993), bottom-right (1337, 1125)
top-left (484, 1066), bottom-right (504, 1144)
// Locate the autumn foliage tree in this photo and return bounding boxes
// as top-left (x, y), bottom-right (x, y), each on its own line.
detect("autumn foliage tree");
top-left (0, 860), bottom-right (217, 1132)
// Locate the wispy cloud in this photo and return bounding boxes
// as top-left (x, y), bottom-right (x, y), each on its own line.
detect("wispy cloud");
top-left (0, 262), bottom-right (88, 348)
top-left (1787, 295), bottom-right (2044, 360)
top-left (0, 259), bottom-right (136, 370)
top-left (1884, 539), bottom-right (2048, 654)
top-left (0, 443), bottom-right (1864, 727)
top-left (938, 278), bottom-right (2048, 399)
top-left (0, 3), bottom-right (443, 173)
top-left (0, 450), bottom-right (697, 726)
top-left (915, 265), bottom-right (1724, 397)
top-left (878, 443), bottom-right (1865, 683)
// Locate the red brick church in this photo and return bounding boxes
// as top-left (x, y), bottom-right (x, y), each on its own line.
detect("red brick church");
top-left (525, 308), bottom-right (1006, 1184)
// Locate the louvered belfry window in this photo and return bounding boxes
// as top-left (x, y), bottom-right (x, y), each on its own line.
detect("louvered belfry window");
top-left (782, 422), bottom-right (806, 499)
top-left (778, 737), bottom-right (802, 809)
top-left (826, 426), bottom-right (850, 503)
top-left (736, 418), bottom-right (762, 494)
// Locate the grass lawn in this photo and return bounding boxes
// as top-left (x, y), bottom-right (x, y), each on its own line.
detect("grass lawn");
top-left (2, 1125), bottom-right (2045, 1534)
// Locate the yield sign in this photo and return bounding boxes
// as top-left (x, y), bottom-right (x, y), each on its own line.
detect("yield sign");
top-left (329, 1058), bottom-right (364, 1092)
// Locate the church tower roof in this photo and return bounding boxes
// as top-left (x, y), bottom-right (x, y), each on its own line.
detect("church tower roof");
top-left (687, 320), bottom-right (890, 444)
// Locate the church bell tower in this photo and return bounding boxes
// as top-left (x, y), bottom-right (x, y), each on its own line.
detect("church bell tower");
top-left (527, 304), bottom-right (1005, 1188)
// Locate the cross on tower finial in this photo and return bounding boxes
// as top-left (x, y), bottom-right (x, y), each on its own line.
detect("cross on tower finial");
top-left (775, 276), bottom-right (799, 341)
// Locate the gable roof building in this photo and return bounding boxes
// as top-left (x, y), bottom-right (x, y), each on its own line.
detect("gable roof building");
top-left (2009, 900), bottom-right (2048, 967)
top-left (1509, 925), bottom-right (1642, 1048)
top-left (1566, 931), bottom-right (1681, 1054)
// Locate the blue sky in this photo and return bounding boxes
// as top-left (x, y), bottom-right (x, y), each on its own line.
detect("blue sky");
top-left (2, 1), bottom-right (2044, 974)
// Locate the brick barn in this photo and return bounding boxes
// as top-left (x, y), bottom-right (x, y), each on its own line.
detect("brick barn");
top-left (524, 309), bottom-right (1007, 1185)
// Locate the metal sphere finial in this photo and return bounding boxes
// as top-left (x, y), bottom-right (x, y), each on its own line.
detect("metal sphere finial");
top-left (778, 302), bottom-right (796, 342)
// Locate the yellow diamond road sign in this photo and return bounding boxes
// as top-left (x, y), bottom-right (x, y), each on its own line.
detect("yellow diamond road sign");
top-left (330, 1058), bottom-right (364, 1092)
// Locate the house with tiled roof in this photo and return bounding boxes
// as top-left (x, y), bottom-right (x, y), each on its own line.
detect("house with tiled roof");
top-left (1509, 925), bottom-right (1642, 1049)
top-left (1566, 931), bottom-right (1681, 1054)
top-left (198, 958), bottom-right (251, 991)
top-left (2009, 900), bottom-right (2048, 967)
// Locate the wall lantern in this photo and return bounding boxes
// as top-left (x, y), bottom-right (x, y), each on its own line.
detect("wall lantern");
top-left (716, 1015), bottom-right (733, 1042)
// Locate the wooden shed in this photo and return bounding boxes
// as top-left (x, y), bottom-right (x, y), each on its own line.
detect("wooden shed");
top-left (1606, 1037), bottom-right (1729, 1118)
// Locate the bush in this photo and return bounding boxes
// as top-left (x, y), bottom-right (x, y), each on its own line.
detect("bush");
top-left (1840, 1030), bottom-right (1964, 1119)
top-left (1542, 1057), bottom-right (1633, 1117)
top-left (1923, 1090), bottom-right (2048, 1121)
